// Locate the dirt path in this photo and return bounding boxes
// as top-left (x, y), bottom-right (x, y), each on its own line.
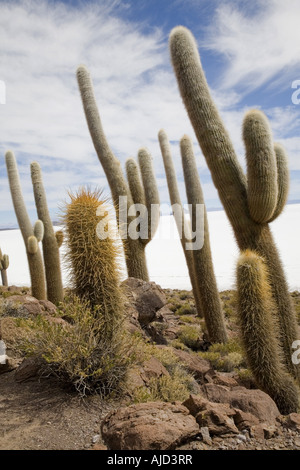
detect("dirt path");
top-left (0, 371), bottom-right (112, 450)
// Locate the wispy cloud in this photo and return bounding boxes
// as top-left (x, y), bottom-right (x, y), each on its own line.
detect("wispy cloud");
top-left (1, 0), bottom-right (300, 230)
top-left (0, 0), bottom-right (197, 225)
top-left (204, 0), bottom-right (300, 93)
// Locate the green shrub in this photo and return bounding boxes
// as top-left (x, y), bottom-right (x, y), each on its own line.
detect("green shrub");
top-left (132, 345), bottom-right (198, 403)
top-left (198, 339), bottom-right (246, 372)
top-left (22, 295), bottom-right (138, 397)
top-left (176, 303), bottom-right (196, 316)
top-left (177, 324), bottom-right (202, 350)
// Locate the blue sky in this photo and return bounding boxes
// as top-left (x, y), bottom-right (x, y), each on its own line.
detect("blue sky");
top-left (1, 0), bottom-right (300, 227)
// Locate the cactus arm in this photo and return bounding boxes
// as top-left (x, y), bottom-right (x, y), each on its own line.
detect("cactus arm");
top-left (180, 135), bottom-right (227, 343)
top-left (0, 253), bottom-right (9, 287)
top-left (76, 65), bottom-right (132, 209)
top-left (33, 219), bottom-right (44, 242)
top-left (169, 26), bottom-right (250, 243)
top-left (31, 162), bottom-right (64, 304)
top-left (268, 143), bottom-right (290, 222)
top-left (125, 158), bottom-right (146, 207)
top-left (55, 230), bottom-right (64, 248)
top-left (5, 151), bottom-right (36, 241)
top-left (137, 148), bottom-right (160, 244)
top-left (5, 151), bottom-right (46, 299)
top-left (77, 65), bottom-right (151, 281)
top-left (243, 110), bottom-right (278, 223)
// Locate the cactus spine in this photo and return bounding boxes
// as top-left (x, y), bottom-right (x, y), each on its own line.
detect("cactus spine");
top-left (169, 26), bottom-right (299, 379)
top-left (5, 151), bottom-right (46, 300)
top-left (237, 250), bottom-right (299, 414)
top-left (0, 249), bottom-right (9, 287)
top-left (76, 65), bottom-right (159, 282)
top-left (62, 188), bottom-right (124, 337)
top-left (31, 162), bottom-right (64, 305)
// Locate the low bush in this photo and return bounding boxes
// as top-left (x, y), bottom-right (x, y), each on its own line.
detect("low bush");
top-left (22, 295), bottom-right (139, 397)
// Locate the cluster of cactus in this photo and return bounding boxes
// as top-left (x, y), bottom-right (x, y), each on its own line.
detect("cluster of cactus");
top-left (5, 151), bottom-right (46, 300)
top-left (0, 248), bottom-right (9, 287)
top-left (159, 129), bottom-right (227, 344)
top-left (169, 26), bottom-right (299, 404)
top-left (5, 151), bottom-right (64, 303)
top-left (62, 187), bottom-right (124, 337)
top-left (76, 65), bottom-right (160, 282)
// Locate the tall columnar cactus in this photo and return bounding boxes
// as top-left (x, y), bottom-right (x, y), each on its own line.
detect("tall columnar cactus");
top-left (180, 135), bottom-right (227, 343)
top-left (76, 65), bottom-right (160, 282)
top-left (31, 162), bottom-right (64, 305)
top-left (237, 250), bottom-right (299, 414)
top-left (62, 188), bottom-right (124, 337)
top-left (5, 151), bottom-right (46, 300)
top-left (169, 26), bottom-right (299, 379)
top-left (0, 249), bottom-right (9, 287)
top-left (158, 129), bottom-right (203, 319)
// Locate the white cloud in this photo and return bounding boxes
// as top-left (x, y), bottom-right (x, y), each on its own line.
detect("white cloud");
top-left (1, 0), bottom-right (300, 231)
top-left (205, 0), bottom-right (300, 92)
top-left (0, 0), bottom-right (199, 221)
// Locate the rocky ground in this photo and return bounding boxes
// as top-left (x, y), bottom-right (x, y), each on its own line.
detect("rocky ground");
top-left (0, 280), bottom-right (300, 451)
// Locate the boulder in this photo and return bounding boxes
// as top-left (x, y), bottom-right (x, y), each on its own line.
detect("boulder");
top-left (233, 409), bottom-right (260, 431)
top-left (203, 384), bottom-right (280, 423)
top-left (1, 295), bottom-right (57, 318)
top-left (14, 357), bottom-right (44, 382)
top-left (285, 413), bottom-right (300, 431)
top-left (0, 357), bottom-right (21, 374)
top-left (140, 356), bottom-right (170, 383)
top-left (207, 371), bottom-right (239, 388)
top-left (101, 401), bottom-right (199, 450)
top-left (122, 278), bottom-right (166, 326)
top-left (172, 349), bottom-right (212, 384)
top-left (182, 394), bottom-right (238, 436)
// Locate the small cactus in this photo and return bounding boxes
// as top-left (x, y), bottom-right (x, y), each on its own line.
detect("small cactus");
top-left (55, 230), bottom-right (64, 248)
top-left (0, 249), bottom-right (9, 287)
top-left (62, 188), bottom-right (124, 337)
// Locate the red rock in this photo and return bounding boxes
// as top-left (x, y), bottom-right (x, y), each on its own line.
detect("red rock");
top-left (233, 409), bottom-right (260, 430)
top-left (122, 278), bottom-right (166, 326)
top-left (203, 384), bottom-right (280, 423)
top-left (101, 401), bottom-right (199, 450)
top-left (140, 356), bottom-right (170, 383)
top-left (286, 413), bottom-right (300, 431)
top-left (172, 349), bottom-right (212, 384)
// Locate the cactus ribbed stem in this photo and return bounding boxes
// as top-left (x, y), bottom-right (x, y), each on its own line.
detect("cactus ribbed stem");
top-left (243, 110), bottom-right (278, 223)
top-left (31, 162), bottom-right (64, 305)
top-left (237, 250), bottom-right (299, 414)
top-left (158, 129), bottom-right (203, 318)
top-left (180, 135), bottom-right (227, 343)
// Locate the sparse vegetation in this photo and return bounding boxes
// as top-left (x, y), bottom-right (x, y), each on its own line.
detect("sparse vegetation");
top-left (198, 339), bottom-right (246, 372)
top-left (20, 295), bottom-right (139, 397)
top-left (177, 324), bottom-right (202, 350)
